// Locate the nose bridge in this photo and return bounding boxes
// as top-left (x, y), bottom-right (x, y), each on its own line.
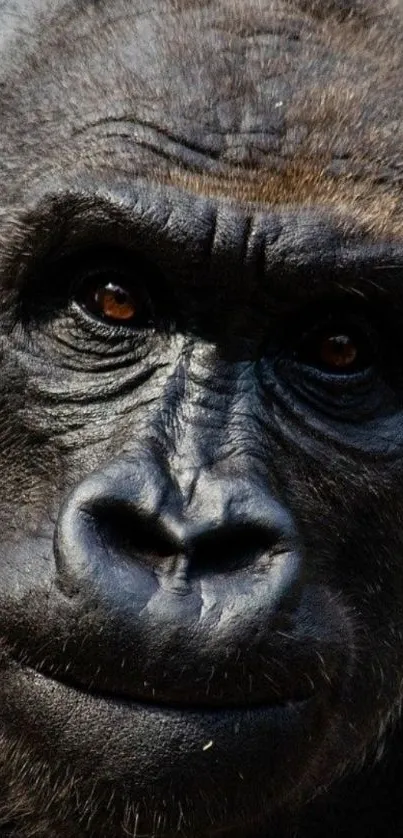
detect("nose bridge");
top-left (154, 342), bottom-right (261, 492)
top-left (105, 341), bottom-right (273, 530)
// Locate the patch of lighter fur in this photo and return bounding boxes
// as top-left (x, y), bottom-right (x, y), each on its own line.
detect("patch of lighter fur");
top-left (161, 165), bottom-right (403, 239)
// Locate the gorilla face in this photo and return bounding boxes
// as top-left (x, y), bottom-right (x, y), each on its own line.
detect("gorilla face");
top-left (1, 1), bottom-right (403, 837)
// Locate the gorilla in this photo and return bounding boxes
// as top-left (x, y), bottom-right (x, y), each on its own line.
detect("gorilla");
top-left (1, 0), bottom-right (403, 836)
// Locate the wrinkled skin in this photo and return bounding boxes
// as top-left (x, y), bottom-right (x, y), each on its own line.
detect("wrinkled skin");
top-left (1, 1), bottom-right (403, 836)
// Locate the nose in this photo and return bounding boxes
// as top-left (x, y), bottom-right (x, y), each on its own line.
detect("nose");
top-left (55, 452), bottom-right (301, 599)
top-left (53, 451), bottom-right (307, 704)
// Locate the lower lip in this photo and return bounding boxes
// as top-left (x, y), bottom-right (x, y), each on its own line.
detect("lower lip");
top-left (3, 660), bottom-right (321, 762)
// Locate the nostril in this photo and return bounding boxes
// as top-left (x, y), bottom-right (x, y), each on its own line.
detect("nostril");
top-left (83, 500), bottom-right (182, 563)
top-left (188, 523), bottom-right (282, 576)
top-left (81, 498), bottom-right (293, 574)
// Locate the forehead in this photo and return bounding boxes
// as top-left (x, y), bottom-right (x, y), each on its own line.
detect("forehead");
top-left (0, 0), bottom-right (403, 238)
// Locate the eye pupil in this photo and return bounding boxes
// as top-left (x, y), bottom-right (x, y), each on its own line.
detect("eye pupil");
top-left (320, 334), bottom-right (358, 369)
top-left (93, 282), bottom-right (137, 322)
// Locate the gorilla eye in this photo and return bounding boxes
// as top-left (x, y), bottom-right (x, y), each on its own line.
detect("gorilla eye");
top-left (296, 322), bottom-right (375, 375)
top-left (86, 281), bottom-right (137, 323)
top-left (318, 334), bottom-right (358, 369)
top-left (76, 273), bottom-right (151, 327)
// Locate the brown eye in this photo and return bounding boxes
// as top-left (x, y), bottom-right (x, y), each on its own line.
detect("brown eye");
top-left (91, 282), bottom-right (137, 322)
top-left (296, 322), bottom-right (375, 375)
top-left (319, 334), bottom-right (358, 370)
top-left (72, 255), bottom-right (169, 330)
top-left (78, 275), bottom-right (148, 325)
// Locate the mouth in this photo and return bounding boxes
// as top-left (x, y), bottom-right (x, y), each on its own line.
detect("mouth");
top-left (14, 654), bottom-right (315, 711)
top-left (1, 656), bottom-right (333, 835)
top-left (39, 667), bottom-right (316, 711)
top-left (2, 658), bottom-right (327, 777)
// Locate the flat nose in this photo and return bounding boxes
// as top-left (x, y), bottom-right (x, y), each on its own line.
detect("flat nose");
top-left (55, 455), bottom-right (301, 593)
top-left (53, 454), bottom-right (308, 705)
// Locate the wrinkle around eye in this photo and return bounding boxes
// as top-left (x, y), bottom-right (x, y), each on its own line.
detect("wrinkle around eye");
top-left (275, 362), bottom-right (396, 423)
top-left (27, 363), bottom-right (163, 406)
top-left (31, 305), bottom-right (156, 368)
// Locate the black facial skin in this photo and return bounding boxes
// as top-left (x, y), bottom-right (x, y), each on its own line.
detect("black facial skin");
top-left (1, 1), bottom-right (403, 837)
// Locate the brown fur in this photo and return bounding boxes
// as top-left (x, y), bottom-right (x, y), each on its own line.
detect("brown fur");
top-left (1, 1), bottom-right (403, 238)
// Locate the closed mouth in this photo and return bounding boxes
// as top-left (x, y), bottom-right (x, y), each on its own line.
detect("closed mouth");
top-left (19, 659), bottom-right (315, 714)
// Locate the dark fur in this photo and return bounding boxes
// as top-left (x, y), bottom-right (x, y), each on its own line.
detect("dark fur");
top-left (1, 1), bottom-right (403, 836)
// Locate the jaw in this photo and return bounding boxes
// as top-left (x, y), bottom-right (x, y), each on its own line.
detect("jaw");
top-left (0, 581), bottom-right (374, 838)
top-left (0, 659), bottom-right (338, 838)
top-left (0, 562), bottom-right (398, 838)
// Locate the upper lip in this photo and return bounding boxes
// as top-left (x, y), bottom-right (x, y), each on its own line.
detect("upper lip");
top-left (19, 659), bottom-right (317, 710)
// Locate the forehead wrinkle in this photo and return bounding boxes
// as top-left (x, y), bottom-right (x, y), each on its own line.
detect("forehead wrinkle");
top-left (1, 0), bottom-right (403, 228)
top-left (159, 165), bottom-right (403, 241)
